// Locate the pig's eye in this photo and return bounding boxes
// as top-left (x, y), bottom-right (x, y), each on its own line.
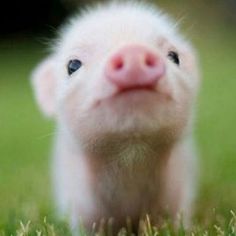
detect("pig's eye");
top-left (67, 59), bottom-right (82, 75)
top-left (168, 51), bottom-right (180, 66)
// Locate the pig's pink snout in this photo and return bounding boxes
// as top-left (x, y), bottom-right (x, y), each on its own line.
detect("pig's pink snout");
top-left (105, 45), bottom-right (165, 90)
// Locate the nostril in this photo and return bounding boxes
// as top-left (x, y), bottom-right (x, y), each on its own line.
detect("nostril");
top-left (145, 54), bottom-right (157, 67)
top-left (106, 46), bottom-right (165, 89)
top-left (112, 56), bottom-right (124, 70)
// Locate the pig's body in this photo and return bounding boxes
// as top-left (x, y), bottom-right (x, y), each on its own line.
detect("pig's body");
top-left (54, 132), bottom-right (196, 230)
top-left (32, 1), bottom-right (200, 232)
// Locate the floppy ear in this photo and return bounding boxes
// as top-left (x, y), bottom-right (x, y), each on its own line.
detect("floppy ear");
top-left (31, 57), bottom-right (57, 117)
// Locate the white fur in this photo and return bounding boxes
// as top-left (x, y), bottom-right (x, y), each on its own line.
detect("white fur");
top-left (31, 1), bottom-right (200, 232)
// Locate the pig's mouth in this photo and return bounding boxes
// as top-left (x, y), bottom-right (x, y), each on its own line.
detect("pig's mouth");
top-left (110, 84), bottom-right (157, 100)
top-left (106, 85), bottom-right (156, 103)
top-left (99, 85), bottom-right (158, 106)
top-left (93, 84), bottom-right (161, 109)
top-left (117, 84), bottom-right (156, 94)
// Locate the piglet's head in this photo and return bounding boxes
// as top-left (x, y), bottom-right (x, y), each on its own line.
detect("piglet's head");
top-left (31, 2), bottom-right (200, 148)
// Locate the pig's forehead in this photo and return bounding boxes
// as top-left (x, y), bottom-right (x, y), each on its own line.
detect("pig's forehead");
top-left (57, 3), bottom-right (183, 52)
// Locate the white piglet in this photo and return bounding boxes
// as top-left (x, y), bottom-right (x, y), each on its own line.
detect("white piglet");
top-left (32, 1), bottom-right (200, 233)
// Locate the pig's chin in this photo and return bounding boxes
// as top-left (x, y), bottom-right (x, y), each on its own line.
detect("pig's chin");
top-left (86, 88), bottom-right (170, 134)
top-left (95, 87), bottom-right (159, 111)
top-left (76, 98), bottom-right (168, 142)
top-left (63, 87), bottom-right (185, 151)
top-left (72, 109), bottom-right (183, 157)
top-left (65, 95), bottom-right (186, 155)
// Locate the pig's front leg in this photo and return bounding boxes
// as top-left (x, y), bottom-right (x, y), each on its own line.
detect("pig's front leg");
top-left (52, 133), bottom-right (95, 230)
top-left (159, 139), bottom-right (197, 227)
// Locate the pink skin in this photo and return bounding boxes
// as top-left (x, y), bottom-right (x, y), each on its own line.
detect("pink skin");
top-left (105, 45), bottom-right (165, 92)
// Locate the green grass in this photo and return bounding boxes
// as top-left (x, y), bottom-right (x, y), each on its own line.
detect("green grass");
top-left (0, 17), bottom-right (236, 235)
top-left (0, 39), bottom-right (54, 224)
top-left (2, 213), bottom-right (236, 235)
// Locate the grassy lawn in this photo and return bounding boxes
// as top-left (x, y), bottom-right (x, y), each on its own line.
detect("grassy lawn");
top-left (0, 39), bottom-right (54, 225)
top-left (0, 8), bottom-right (236, 235)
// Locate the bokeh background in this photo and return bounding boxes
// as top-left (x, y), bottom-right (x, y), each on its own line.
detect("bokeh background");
top-left (0, 0), bottom-right (236, 230)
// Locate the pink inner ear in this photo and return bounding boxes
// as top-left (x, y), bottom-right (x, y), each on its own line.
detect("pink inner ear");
top-left (32, 58), bottom-right (56, 117)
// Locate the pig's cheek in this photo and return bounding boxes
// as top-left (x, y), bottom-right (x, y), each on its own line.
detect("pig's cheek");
top-left (176, 72), bottom-right (198, 107)
top-left (164, 68), bottom-right (192, 104)
top-left (57, 89), bottom-right (83, 134)
top-left (61, 90), bottom-right (97, 140)
top-left (157, 71), bottom-right (192, 127)
top-left (171, 75), bottom-right (196, 127)
top-left (156, 68), bottom-right (178, 102)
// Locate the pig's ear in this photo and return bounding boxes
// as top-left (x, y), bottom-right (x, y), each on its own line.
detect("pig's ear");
top-left (31, 57), bottom-right (57, 118)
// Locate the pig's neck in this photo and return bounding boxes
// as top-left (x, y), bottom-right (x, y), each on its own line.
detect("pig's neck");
top-left (59, 126), bottom-right (175, 178)
top-left (56, 127), bottom-right (178, 220)
top-left (87, 135), bottom-right (171, 169)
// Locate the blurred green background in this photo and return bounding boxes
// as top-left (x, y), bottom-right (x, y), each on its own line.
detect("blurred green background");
top-left (0, 0), bottom-right (236, 229)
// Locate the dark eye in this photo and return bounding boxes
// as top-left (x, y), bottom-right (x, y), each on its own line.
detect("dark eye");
top-left (168, 51), bottom-right (180, 66)
top-left (67, 59), bottom-right (82, 75)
